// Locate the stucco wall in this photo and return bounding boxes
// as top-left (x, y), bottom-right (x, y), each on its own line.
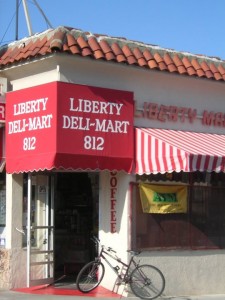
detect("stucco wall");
top-left (137, 249), bottom-right (225, 297)
top-left (98, 171), bottom-right (134, 295)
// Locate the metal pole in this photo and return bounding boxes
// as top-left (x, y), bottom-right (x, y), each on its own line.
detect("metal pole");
top-left (15, 0), bottom-right (19, 40)
top-left (32, 0), bottom-right (53, 28)
top-left (22, 0), bottom-right (33, 36)
top-left (26, 174), bottom-right (32, 287)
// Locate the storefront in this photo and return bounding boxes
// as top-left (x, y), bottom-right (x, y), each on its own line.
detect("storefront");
top-left (1, 25), bottom-right (225, 296)
top-left (4, 81), bottom-right (133, 288)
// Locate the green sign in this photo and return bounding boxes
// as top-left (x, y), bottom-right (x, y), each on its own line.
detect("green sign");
top-left (153, 192), bottom-right (177, 203)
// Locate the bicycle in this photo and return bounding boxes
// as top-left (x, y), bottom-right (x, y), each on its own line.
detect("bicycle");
top-left (76, 236), bottom-right (165, 299)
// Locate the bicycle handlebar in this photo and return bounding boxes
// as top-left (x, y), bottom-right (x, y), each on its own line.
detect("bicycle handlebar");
top-left (107, 247), bottom-right (116, 253)
top-left (91, 236), bottom-right (117, 253)
top-left (91, 236), bottom-right (140, 257)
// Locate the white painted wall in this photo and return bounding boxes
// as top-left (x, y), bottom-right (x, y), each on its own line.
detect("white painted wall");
top-left (5, 173), bottom-right (26, 287)
top-left (137, 249), bottom-right (225, 297)
top-left (99, 171), bottom-right (135, 295)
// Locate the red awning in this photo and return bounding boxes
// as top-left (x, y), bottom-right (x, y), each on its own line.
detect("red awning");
top-left (135, 127), bottom-right (225, 174)
top-left (6, 82), bottom-right (134, 173)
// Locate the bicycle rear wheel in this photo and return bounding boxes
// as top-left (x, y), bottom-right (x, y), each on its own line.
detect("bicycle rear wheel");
top-left (76, 261), bottom-right (105, 293)
top-left (130, 264), bottom-right (165, 299)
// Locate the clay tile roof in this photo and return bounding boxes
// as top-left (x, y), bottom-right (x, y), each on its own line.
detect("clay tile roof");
top-left (164, 53), bottom-right (177, 72)
top-left (191, 58), bottom-right (205, 77)
top-left (1, 25), bottom-right (225, 83)
top-left (111, 43), bottom-right (127, 63)
top-left (99, 40), bottom-right (116, 61)
top-left (143, 49), bottom-right (158, 69)
top-left (133, 47), bottom-right (148, 67)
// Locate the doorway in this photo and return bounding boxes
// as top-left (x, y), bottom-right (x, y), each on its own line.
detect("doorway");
top-left (54, 172), bottom-right (99, 280)
top-left (23, 174), bottom-right (54, 287)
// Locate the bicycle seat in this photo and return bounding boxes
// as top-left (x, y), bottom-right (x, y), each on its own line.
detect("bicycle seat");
top-left (127, 250), bottom-right (141, 256)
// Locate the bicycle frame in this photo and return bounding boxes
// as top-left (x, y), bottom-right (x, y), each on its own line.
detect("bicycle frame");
top-left (77, 237), bottom-right (165, 299)
top-left (97, 245), bottom-right (139, 282)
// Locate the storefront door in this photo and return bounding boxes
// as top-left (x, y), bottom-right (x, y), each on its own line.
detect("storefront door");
top-left (54, 172), bottom-right (99, 279)
top-left (26, 174), bottom-right (54, 287)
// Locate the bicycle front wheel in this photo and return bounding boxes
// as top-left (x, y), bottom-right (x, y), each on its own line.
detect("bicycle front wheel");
top-left (76, 261), bottom-right (105, 293)
top-left (130, 264), bottom-right (165, 299)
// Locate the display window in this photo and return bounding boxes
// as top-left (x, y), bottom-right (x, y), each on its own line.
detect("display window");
top-left (132, 172), bottom-right (225, 250)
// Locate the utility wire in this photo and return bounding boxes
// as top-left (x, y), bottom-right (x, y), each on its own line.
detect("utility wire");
top-left (0, 0), bottom-right (22, 45)
top-left (1, 0), bottom-right (53, 45)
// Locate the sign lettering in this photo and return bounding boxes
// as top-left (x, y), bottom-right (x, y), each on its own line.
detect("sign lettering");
top-left (62, 94), bottom-right (131, 151)
top-left (6, 82), bottom-right (134, 173)
top-left (135, 101), bottom-right (225, 127)
top-left (110, 171), bottom-right (118, 233)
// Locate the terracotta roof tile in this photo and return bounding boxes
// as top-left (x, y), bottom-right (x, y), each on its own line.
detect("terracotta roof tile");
top-left (99, 40), bottom-right (116, 61)
top-left (172, 55), bottom-right (187, 74)
top-left (182, 57), bottom-right (197, 76)
top-left (133, 48), bottom-right (148, 67)
top-left (163, 53), bottom-right (177, 72)
top-left (201, 61), bottom-right (214, 79)
top-left (154, 52), bottom-right (167, 71)
top-left (1, 26), bottom-right (225, 83)
top-left (50, 30), bottom-right (65, 50)
top-left (191, 59), bottom-right (205, 77)
top-left (209, 63), bottom-right (222, 80)
top-left (111, 43), bottom-right (127, 63)
top-left (142, 49), bottom-right (158, 69)
top-left (217, 64), bottom-right (225, 80)
top-left (88, 36), bottom-right (101, 51)
top-left (122, 45), bottom-right (137, 65)
top-left (88, 36), bottom-right (104, 59)
top-left (77, 36), bottom-right (89, 49)
top-left (66, 33), bottom-right (80, 54)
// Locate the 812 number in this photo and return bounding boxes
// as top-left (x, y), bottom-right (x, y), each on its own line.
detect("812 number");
top-left (84, 136), bottom-right (104, 150)
top-left (23, 137), bottom-right (36, 150)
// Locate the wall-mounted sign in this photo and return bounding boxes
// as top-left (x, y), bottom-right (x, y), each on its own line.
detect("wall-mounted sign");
top-left (135, 102), bottom-right (225, 127)
top-left (139, 183), bottom-right (187, 214)
top-left (6, 82), bottom-right (134, 173)
top-left (109, 171), bottom-right (118, 233)
top-left (0, 104), bottom-right (5, 123)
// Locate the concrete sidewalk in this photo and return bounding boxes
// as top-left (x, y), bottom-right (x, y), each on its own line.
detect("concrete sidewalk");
top-left (1, 289), bottom-right (225, 300)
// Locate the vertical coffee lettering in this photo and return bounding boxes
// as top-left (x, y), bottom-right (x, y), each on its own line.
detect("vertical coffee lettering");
top-left (110, 171), bottom-right (118, 233)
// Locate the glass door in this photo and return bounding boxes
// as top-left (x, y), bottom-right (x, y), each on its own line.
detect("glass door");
top-left (26, 173), bottom-right (54, 287)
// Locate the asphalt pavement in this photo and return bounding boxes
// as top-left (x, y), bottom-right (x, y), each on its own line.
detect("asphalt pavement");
top-left (1, 289), bottom-right (225, 300)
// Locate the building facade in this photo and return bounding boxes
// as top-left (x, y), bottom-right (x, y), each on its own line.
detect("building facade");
top-left (0, 26), bottom-right (225, 296)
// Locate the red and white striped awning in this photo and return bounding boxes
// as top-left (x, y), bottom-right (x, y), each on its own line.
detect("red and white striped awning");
top-left (135, 128), bottom-right (225, 174)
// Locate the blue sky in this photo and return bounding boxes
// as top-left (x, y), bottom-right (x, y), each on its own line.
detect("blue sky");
top-left (1, 0), bottom-right (225, 60)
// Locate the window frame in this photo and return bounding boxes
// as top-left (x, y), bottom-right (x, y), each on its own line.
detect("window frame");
top-left (132, 172), bottom-right (225, 251)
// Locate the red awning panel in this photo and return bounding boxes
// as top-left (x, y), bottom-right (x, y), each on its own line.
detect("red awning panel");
top-left (135, 128), bottom-right (225, 174)
top-left (6, 82), bottom-right (134, 173)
